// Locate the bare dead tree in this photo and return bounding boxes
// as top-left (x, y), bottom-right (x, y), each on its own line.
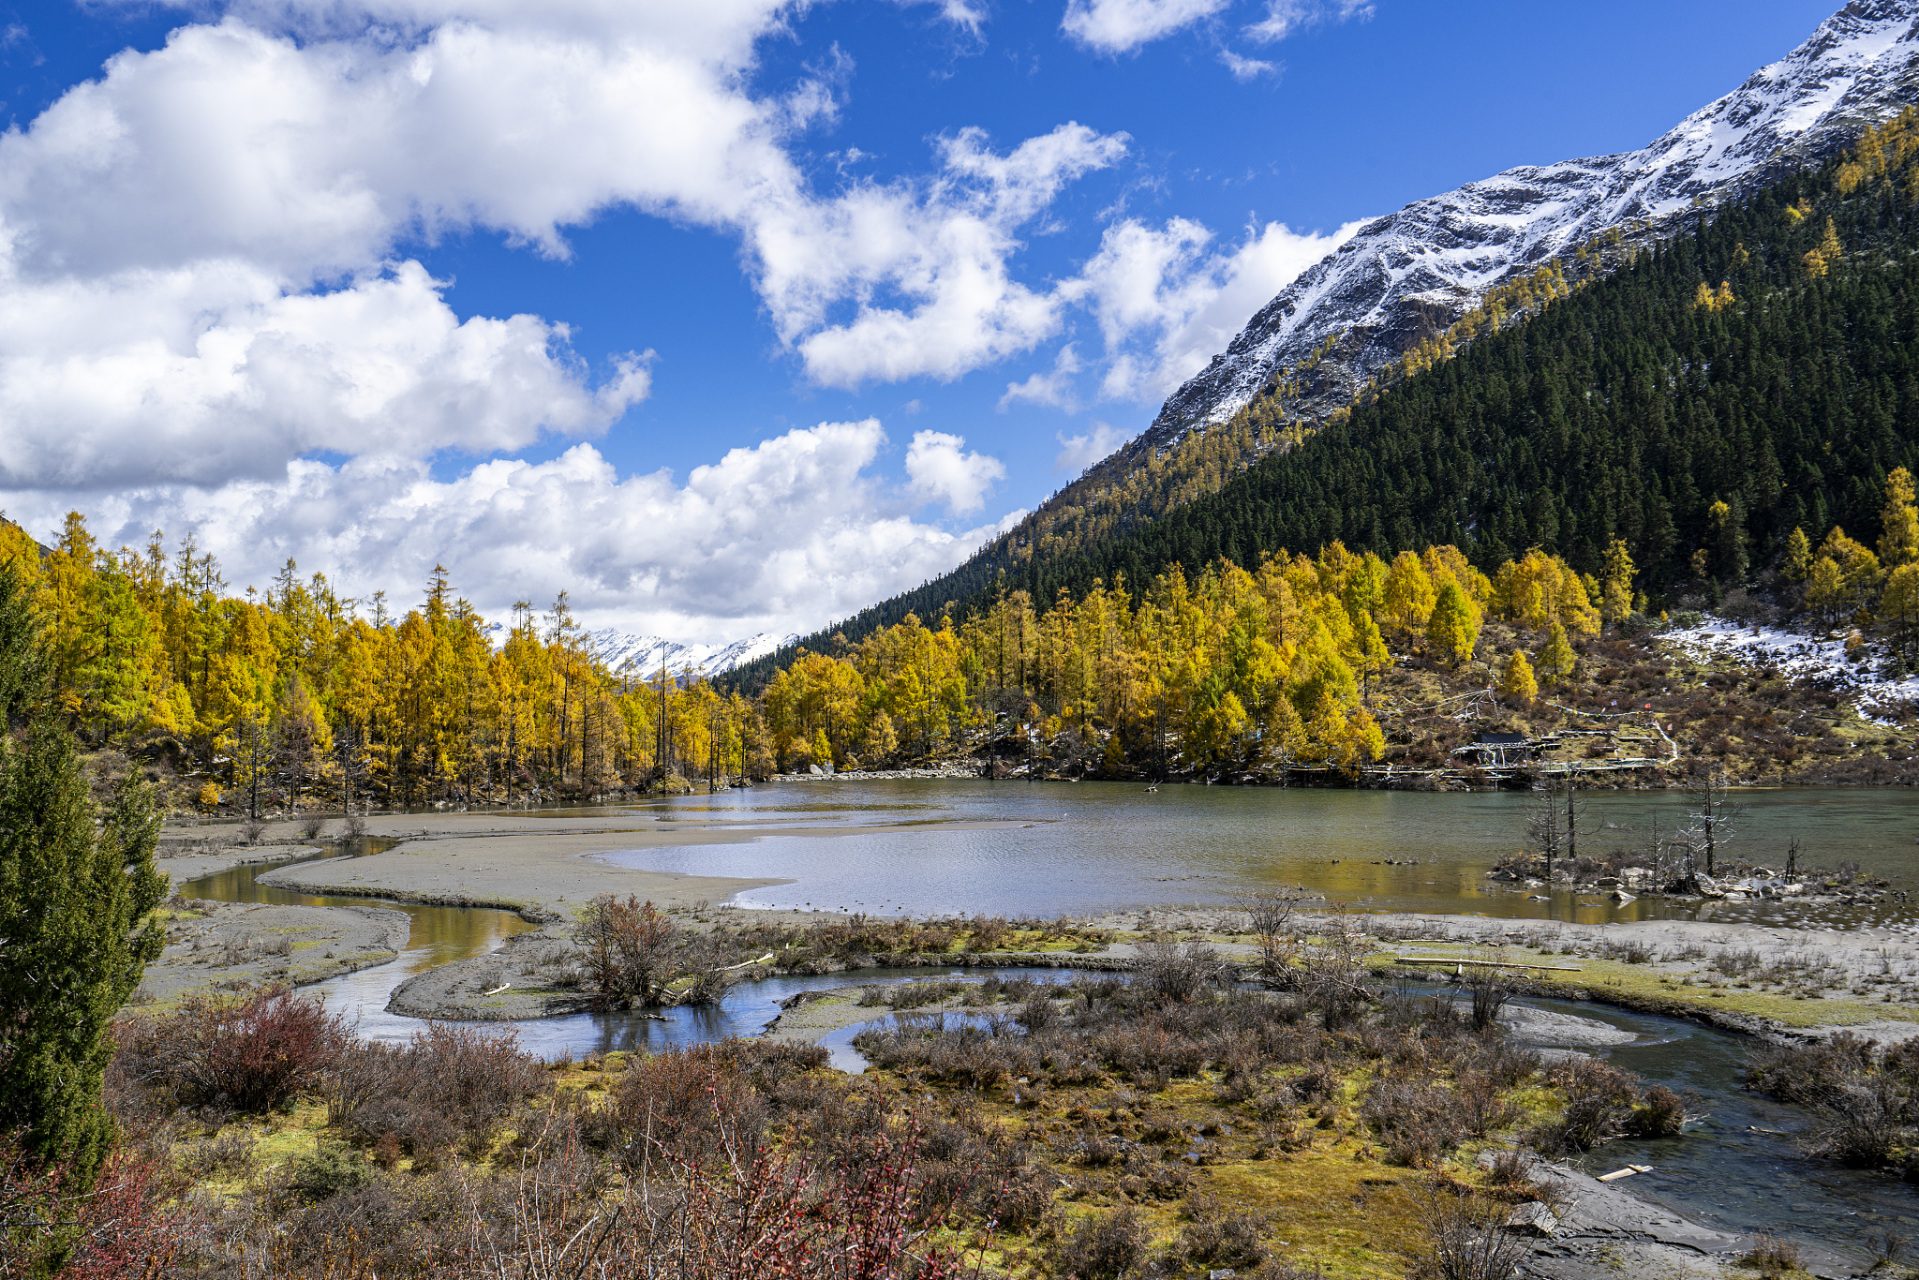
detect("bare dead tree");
top-left (1683, 768), bottom-right (1739, 876)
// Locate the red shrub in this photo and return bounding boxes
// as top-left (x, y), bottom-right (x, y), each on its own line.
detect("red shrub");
top-left (114, 985), bottom-right (348, 1115)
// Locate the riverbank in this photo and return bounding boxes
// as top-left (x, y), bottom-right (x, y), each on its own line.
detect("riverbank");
top-left (135, 899), bottom-right (410, 1007)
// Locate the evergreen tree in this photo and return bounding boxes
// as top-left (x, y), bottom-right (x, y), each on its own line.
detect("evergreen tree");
top-left (1600, 537), bottom-right (1636, 628)
top-left (1782, 527), bottom-right (1813, 582)
top-left (1880, 467), bottom-right (1919, 568)
top-left (0, 565), bottom-right (165, 1185)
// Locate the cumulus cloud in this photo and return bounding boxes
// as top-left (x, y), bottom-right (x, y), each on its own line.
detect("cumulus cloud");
top-left (1061, 0), bottom-right (1233, 54)
top-left (1245, 0), bottom-right (1373, 43)
top-left (1, 420), bottom-right (1001, 638)
top-left (10, 8), bottom-right (1126, 398)
top-left (1070, 214), bottom-right (1368, 402)
top-left (785, 123), bottom-right (1130, 387)
top-left (999, 343), bottom-right (1084, 411)
top-left (904, 430), bottom-right (1007, 515)
top-left (0, 258), bottom-right (647, 489)
top-left (1054, 420), bottom-right (1136, 475)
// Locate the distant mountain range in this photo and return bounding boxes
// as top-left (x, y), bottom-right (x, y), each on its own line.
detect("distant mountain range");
top-left (587, 629), bottom-right (799, 681)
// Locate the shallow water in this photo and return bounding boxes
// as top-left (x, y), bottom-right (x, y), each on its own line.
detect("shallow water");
top-left (597, 780), bottom-right (1919, 926)
top-left (175, 845), bottom-right (541, 1020)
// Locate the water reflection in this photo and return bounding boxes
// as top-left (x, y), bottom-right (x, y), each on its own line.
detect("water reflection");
top-left (601, 781), bottom-right (1919, 925)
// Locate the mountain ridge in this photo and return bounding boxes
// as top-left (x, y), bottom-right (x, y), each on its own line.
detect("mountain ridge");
top-left (1140, 0), bottom-right (1919, 451)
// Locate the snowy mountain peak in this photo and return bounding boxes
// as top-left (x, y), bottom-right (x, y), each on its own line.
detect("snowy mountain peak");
top-left (1142, 0), bottom-right (1919, 449)
top-left (587, 629), bottom-right (798, 681)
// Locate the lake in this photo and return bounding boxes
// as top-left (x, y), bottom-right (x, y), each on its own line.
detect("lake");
top-left (594, 780), bottom-right (1919, 925)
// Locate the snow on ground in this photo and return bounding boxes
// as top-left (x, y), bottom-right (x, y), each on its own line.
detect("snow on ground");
top-left (1662, 616), bottom-right (1919, 721)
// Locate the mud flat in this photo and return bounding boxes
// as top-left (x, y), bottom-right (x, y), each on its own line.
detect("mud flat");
top-left (134, 900), bottom-right (409, 1007)
top-left (154, 838), bottom-right (320, 886)
top-left (254, 826), bottom-right (785, 921)
top-left (1515, 1160), bottom-right (1861, 1280)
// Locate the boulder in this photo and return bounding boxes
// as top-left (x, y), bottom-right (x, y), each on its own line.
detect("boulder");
top-left (1506, 1202), bottom-right (1559, 1237)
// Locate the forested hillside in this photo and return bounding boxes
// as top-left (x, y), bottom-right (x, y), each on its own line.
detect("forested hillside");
top-left (1009, 127), bottom-right (1919, 605)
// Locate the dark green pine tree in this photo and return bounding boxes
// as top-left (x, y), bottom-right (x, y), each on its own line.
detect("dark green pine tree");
top-left (0, 558), bottom-right (166, 1184)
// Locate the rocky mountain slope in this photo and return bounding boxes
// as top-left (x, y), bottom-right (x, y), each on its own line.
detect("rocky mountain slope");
top-left (1140, 0), bottom-right (1919, 452)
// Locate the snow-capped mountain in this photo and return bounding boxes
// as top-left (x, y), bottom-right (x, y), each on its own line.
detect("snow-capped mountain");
top-left (1141, 0), bottom-right (1919, 451)
top-left (587, 629), bottom-right (797, 680)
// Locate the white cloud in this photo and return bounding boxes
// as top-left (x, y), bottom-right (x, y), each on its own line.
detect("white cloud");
top-left (999, 343), bottom-right (1084, 411)
top-left (894, 0), bottom-right (989, 36)
top-left (1245, 0), bottom-right (1373, 43)
top-left (783, 123), bottom-right (1129, 387)
top-left (2, 420), bottom-right (1001, 640)
top-left (8, 7), bottom-right (1125, 403)
top-left (1061, 0), bottom-right (1232, 54)
top-left (904, 429), bottom-right (1007, 515)
top-left (0, 257), bottom-right (646, 489)
top-left (1218, 49), bottom-right (1277, 80)
top-left (1069, 214), bottom-right (1367, 402)
top-left (1055, 420), bottom-right (1136, 475)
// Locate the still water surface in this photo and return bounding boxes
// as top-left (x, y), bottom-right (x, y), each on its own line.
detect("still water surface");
top-left (600, 780), bottom-right (1919, 925)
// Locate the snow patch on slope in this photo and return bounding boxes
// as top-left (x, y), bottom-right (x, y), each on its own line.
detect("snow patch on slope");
top-left (1664, 618), bottom-right (1919, 722)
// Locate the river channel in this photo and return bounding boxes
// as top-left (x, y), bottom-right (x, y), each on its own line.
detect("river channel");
top-left (174, 781), bottom-right (1919, 1265)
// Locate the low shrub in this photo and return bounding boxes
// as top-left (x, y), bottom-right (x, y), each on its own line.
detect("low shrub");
top-left (112, 985), bottom-right (348, 1116)
top-left (332, 1023), bottom-right (549, 1158)
top-left (1529, 1058), bottom-right (1642, 1155)
top-left (1737, 1233), bottom-right (1801, 1279)
top-left (1363, 1076), bottom-right (1465, 1167)
top-left (1049, 1207), bottom-right (1145, 1280)
top-left (1408, 1184), bottom-right (1527, 1280)
top-left (284, 1142), bottom-right (374, 1202)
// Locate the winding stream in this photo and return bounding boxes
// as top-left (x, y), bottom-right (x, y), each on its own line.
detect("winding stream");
top-left (172, 784), bottom-right (1919, 1267)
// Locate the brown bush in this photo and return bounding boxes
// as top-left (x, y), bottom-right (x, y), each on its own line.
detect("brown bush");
top-left (112, 985), bottom-right (348, 1115)
top-left (1362, 1076), bottom-right (1465, 1167)
top-left (1529, 1057), bottom-right (1641, 1154)
top-left (332, 1023), bottom-right (549, 1157)
top-left (1049, 1206), bottom-right (1146, 1280)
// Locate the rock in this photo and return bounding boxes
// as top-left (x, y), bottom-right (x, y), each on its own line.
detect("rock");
top-left (1620, 867), bottom-right (1653, 887)
top-left (1506, 1202), bottom-right (1559, 1237)
top-left (1608, 890), bottom-right (1637, 904)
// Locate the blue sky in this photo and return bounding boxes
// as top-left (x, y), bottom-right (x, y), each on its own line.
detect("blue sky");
top-left (0, 0), bottom-right (1848, 640)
